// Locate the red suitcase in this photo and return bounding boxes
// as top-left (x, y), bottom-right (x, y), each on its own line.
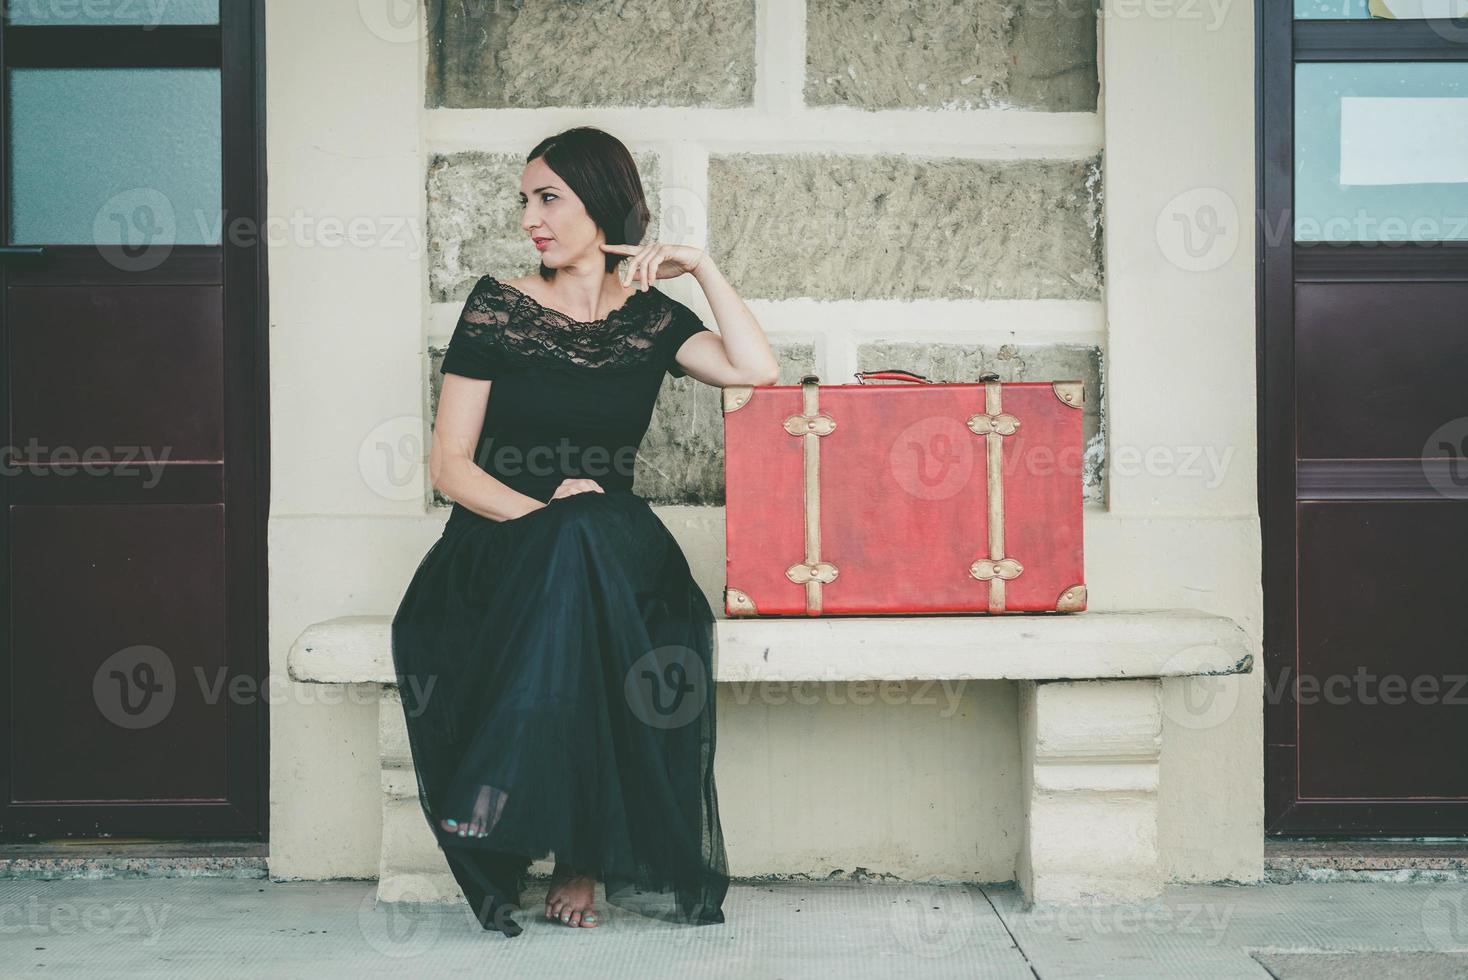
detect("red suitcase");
top-left (722, 369), bottom-right (1086, 616)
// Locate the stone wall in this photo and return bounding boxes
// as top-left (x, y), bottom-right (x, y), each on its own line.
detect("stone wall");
top-left (422, 0), bottom-right (1106, 508)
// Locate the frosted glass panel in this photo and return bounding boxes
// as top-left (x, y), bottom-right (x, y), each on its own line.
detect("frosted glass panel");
top-left (1295, 0), bottom-right (1372, 16)
top-left (1294, 62), bottom-right (1468, 242)
top-left (6, 0), bottom-right (218, 24)
top-left (1296, 0), bottom-right (1468, 15)
top-left (9, 68), bottom-right (221, 245)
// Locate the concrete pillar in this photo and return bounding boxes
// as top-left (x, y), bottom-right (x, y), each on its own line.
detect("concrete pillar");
top-left (1016, 679), bottom-right (1163, 905)
top-left (377, 689), bottom-right (458, 902)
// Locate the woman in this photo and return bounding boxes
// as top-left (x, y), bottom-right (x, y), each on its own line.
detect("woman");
top-left (391, 126), bottom-right (779, 938)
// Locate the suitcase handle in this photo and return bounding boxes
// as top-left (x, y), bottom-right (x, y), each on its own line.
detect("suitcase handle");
top-left (853, 369), bottom-right (933, 384)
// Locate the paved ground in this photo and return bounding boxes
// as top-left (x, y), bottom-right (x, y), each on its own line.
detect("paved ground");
top-left (1, 876), bottom-right (1467, 978)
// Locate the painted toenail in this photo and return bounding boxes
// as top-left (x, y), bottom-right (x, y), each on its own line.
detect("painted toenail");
top-left (444, 819), bottom-right (457, 827)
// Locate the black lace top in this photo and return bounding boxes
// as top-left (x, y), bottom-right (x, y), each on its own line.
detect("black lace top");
top-left (438, 274), bottom-right (712, 524)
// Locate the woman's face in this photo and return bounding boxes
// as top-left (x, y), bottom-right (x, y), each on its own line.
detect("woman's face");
top-left (519, 156), bottom-right (601, 271)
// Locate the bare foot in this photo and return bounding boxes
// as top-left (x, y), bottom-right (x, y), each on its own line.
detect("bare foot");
top-left (544, 863), bottom-right (598, 928)
top-left (440, 784), bottom-right (507, 838)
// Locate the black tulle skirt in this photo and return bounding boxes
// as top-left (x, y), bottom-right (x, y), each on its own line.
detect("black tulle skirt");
top-left (389, 488), bottom-right (728, 934)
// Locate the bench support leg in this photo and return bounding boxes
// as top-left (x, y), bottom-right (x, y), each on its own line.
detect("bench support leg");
top-left (1016, 678), bottom-right (1163, 906)
top-left (377, 688), bottom-right (462, 902)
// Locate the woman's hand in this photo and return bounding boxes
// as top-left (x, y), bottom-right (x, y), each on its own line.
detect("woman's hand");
top-left (550, 478), bottom-right (604, 500)
top-left (599, 241), bottom-right (705, 292)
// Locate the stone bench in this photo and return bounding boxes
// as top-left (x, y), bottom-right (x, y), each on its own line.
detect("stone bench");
top-left (288, 609), bottom-right (1253, 906)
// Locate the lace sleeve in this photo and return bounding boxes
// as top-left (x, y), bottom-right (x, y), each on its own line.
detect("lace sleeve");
top-left (663, 303), bottom-right (712, 379)
top-left (439, 276), bottom-right (506, 380)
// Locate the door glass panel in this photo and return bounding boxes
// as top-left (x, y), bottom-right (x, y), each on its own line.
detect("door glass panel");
top-left (6, 0), bottom-right (219, 24)
top-left (1296, 0), bottom-right (1468, 16)
top-left (8, 68), bottom-right (221, 245)
top-left (1294, 62), bottom-right (1468, 242)
top-left (1295, 0), bottom-right (1372, 16)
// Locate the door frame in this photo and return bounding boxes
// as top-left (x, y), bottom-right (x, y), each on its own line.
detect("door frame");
top-left (0, 0), bottom-right (270, 840)
top-left (1258, 1), bottom-right (1468, 835)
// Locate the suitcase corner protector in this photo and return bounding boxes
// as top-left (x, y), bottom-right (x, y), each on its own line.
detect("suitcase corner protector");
top-left (1056, 584), bottom-right (1087, 612)
top-left (725, 586), bottom-right (758, 616)
top-left (722, 386), bottom-right (755, 413)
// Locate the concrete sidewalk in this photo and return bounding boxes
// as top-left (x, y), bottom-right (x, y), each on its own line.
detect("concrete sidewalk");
top-left (1, 876), bottom-right (1466, 978)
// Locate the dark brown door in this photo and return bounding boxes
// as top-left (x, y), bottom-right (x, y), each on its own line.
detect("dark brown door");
top-left (0, 1), bottom-right (267, 839)
top-left (1262, 7), bottom-right (1468, 834)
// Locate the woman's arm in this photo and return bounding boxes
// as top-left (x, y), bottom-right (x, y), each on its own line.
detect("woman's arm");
top-left (429, 374), bottom-right (546, 522)
top-left (601, 242), bottom-right (780, 387)
top-left (674, 255), bottom-right (780, 387)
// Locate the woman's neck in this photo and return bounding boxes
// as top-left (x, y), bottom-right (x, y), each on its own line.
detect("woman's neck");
top-left (544, 266), bottom-right (634, 322)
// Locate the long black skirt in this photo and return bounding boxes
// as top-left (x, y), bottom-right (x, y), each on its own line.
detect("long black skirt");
top-left (389, 488), bottom-right (728, 934)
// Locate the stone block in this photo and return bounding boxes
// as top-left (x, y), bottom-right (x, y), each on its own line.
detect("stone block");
top-left (427, 0), bottom-right (756, 109)
top-left (708, 154), bottom-right (1102, 301)
top-left (806, 0), bottom-right (1098, 112)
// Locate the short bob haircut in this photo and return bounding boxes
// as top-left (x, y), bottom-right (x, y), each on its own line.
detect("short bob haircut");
top-left (526, 127), bottom-right (650, 280)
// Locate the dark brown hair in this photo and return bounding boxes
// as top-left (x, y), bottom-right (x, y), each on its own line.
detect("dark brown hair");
top-left (526, 127), bottom-right (650, 280)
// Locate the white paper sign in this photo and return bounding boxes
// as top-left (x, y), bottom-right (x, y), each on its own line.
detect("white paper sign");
top-left (1339, 97), bottom-right (1468, 186)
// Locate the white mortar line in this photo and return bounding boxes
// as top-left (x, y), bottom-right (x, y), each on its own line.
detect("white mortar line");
top-left (822, 324), bottom-right (858, 383)
top-left (755, 0), bottom-right (806, 118)
top-left (655, 141), bottom-right (713, 316)
top-left (427, 108), bottom-right (1102, 160)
